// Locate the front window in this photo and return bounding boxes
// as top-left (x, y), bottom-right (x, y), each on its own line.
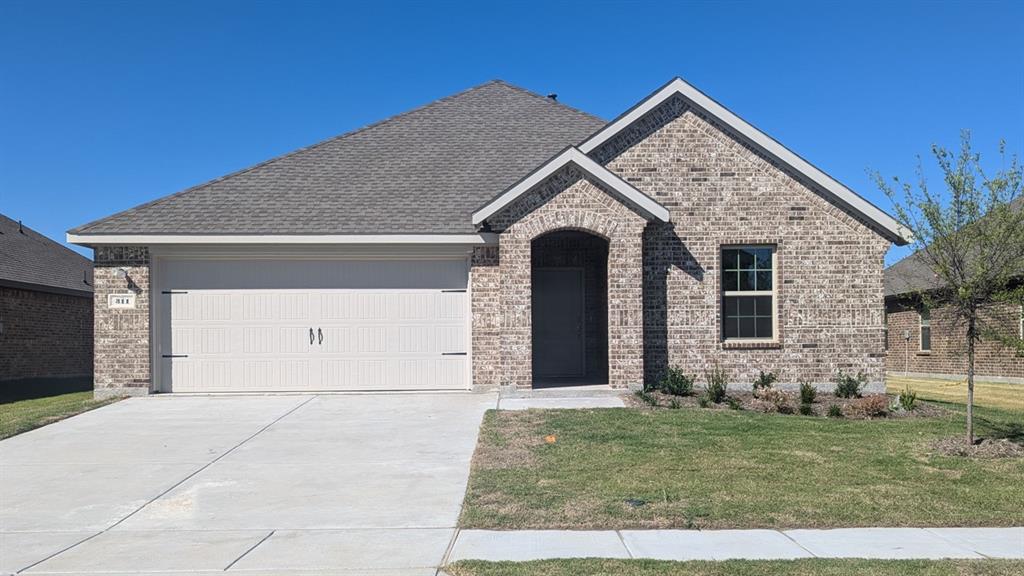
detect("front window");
top-left (919, 308), bottom-right (931, 351)
top-left (721, 246), bottom-right (775, 341)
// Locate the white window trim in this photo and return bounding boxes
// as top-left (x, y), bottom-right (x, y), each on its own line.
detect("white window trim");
top-left (721, 245), bottom-right (778, 343)
top-left (919, 308), bottom-right (932, 352)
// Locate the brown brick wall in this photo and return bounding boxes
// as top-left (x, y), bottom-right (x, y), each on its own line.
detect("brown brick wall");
top-left (597, 95), bottom-right (890, 388)
top-left (886, 302), bottom-right (1024, 381)
top-left (93, 246), bottom-right (151, 398)
top-left (0, 286), bottom-right (92, 383)
top-left (471, 246), bottom-right (501, 389)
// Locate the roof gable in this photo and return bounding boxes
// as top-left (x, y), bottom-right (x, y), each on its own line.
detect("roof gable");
top-left (472, 147), bottom-right (670, 225)
top-left (579, 77), bottom-right (910, 245)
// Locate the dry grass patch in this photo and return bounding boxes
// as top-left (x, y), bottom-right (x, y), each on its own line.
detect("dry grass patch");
top-left (887, 375), bottom-right (1024, 412)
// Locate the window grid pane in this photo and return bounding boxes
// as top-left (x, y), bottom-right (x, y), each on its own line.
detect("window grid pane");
top-left (721, 247), bottom-right (775, 341)
top-left (722, 248), bottom-right (773, 292)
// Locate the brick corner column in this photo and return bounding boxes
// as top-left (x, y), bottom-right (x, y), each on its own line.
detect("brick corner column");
top-left (93, 246), bottom-right (152, 398)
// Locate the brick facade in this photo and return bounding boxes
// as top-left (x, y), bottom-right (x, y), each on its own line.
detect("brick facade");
top-left (471, 95), bottom-right (891, 390)
top-left (886, 302), bottom-right (1024, 382)
top-left (0, 286), bottom-right (92, 385)
top-left (93, 246), bottom-right (151, 398)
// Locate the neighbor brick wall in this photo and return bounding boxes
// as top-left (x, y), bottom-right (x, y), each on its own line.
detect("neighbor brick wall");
top-left (589, 94), bottom-right (891, 389)
top-left (93, 246), bottom-right (151, 398)
top-left (479, 165), bottom-right (647, 389)
top-left (886, 302), bottom-right (1024, 381)
top-left (0, 286), bottom-right (92, 383)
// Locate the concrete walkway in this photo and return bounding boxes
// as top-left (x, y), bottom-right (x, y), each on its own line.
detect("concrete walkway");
top-left (447, 528), bottom-right (1024, 562)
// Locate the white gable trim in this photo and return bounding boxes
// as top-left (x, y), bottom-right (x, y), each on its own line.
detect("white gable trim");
top-left (579, 77), bottom-right (910, 244)
top-left (471, 147), bottom-right (670, 226)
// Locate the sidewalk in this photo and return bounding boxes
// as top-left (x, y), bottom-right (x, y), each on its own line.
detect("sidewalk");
top-left (446, 527), bottom-right (1024, 563)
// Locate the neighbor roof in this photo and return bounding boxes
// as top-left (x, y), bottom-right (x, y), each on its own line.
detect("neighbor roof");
top-left (69, 80), bottom-right (605, 237)
top-left (884, 197), bottom-right (1024, 297)
top-left (0, 214), bottom-right (92, 296)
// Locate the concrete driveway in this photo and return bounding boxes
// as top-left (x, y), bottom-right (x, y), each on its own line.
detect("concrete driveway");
top-left (1, 392), bottom-right (496, 575)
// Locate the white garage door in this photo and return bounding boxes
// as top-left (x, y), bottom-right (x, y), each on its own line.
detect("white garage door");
top-left (157, 258), bottom-right (469, 392)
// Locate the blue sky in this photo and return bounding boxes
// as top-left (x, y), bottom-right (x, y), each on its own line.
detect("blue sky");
top-left (1, 1), bottom-right (1021, 263)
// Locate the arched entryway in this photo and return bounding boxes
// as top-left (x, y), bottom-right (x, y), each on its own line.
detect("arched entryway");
top-left (530, 230), bottom-right (609, 387)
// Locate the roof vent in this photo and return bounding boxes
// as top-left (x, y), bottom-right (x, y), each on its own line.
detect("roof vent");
top-left (546, 93), bottom-right (557, 101)
top-left (18, 220), bottom-right (24, 233)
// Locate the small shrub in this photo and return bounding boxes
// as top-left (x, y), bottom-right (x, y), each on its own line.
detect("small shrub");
top-left (827, 404), bottom-right (843, 418)
top-left (849, 394), bottom-right (889, 418)
top-left (658, 366), bottom-right (695, 396)
top-left (833, 369), bottom-right (867, 398)
top-left (899, 386), bottom-right (918, 411)
top-left (799, 402), bottom-right (813, 416)
top-left (726, 396), bottom-right (742, 410)
top-left (752, 386), bottom-right (794, 414)
top-left (698, 395), bottom-right (710, 408)
top-left (668, 397), bottom-right (682, 410)
top-left (799, 381), bottom-right (817, 404)
top-left (752, 370), bottom-right (777, 391)
top-left (704, 364), bottom-right (729, 404)
top-left (634, 390), bottom-right (659, 407)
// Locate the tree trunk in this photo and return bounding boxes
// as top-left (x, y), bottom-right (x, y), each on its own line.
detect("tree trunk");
top-left (966, 314), bottom-right (976, 446)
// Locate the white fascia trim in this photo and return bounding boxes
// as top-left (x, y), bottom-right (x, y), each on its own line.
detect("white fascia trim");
top-left (471, 147), bottom-right (670, 225)
top-left (67, 233), bottom-right (498, 246)
top-left (579, 78), bottom-right (911, 244)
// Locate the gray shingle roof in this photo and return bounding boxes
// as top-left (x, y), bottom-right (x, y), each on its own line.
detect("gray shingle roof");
top-left (885, 197), bottom-right (1024, 297)
top-left (0, 214), bottom-right (92, 295)
top-left (70, 80), bottom-right (606, 236)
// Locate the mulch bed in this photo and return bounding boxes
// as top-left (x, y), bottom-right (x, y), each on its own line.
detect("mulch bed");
top-left (624, 389), bottom-right (948, 420)
top-left (930, 436), bottom-right (1024, 459)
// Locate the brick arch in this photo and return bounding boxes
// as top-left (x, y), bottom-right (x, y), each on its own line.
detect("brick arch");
top-left (486, 175), bottom-right (648, 390)
top-left (529, 222), bottom-right (614, 244)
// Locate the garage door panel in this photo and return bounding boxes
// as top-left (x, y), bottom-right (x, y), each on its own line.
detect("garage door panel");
top-left (160, 259), bottom-right (470, 392)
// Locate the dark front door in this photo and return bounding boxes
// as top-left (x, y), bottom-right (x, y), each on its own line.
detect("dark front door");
top-left (532, 268), bottom-right (585, 380)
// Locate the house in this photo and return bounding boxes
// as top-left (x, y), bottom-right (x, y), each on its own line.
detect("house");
top-left (68, 78), bottom-right (909, 397)
top-left (0, 214), bottom-right (94, 395)
top-left (884, 199), bottom-right (1024, 383)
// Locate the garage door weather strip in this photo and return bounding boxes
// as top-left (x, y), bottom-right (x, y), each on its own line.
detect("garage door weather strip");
top-left (14, 396), bottom-right (316, 574)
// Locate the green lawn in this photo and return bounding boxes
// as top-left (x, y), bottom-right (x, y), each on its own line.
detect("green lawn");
top-left (459, 404), bottom-right (1024, 529)
top-left (0, 391), bottom-right (120, 440)
top-left (445, 559), bottom-right (1024, 576)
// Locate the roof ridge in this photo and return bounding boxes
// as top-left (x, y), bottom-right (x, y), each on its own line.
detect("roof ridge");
top-left (70, 79), bottom-right (542, 234)
top-left (488, 79), bottom-right (606, 124)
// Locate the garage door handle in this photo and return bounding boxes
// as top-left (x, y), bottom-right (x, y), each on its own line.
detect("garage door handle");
top-left (309, 328), bottom-right (315, 345)
top-left (317, 327), bottom-right (323, 345)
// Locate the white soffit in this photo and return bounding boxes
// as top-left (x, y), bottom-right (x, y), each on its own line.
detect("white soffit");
top-left (471, 147), bottom-right (670, 225)
top-left (67, 233), bottom-right (498, 247)
top-left (578, 77), bottom-right (910, 244)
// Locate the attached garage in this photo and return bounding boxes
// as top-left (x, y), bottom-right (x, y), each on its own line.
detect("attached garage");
top-left (153, 253), bottom-right (471, 393)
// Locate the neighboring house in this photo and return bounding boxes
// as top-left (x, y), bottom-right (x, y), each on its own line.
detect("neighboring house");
top-left (68, 78), bottom-right (909, 398)
top-left (0, 214), bottom-right (94, 391)
top-left (884, 199), bottom-right (1024, 383)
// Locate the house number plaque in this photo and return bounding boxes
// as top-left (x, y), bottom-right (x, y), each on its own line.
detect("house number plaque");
top-left (108, 293), bottom-right (136, 309)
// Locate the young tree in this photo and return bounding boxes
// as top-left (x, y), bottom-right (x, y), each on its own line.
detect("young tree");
top-left (874, 131), bottom-right (1024, 445)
